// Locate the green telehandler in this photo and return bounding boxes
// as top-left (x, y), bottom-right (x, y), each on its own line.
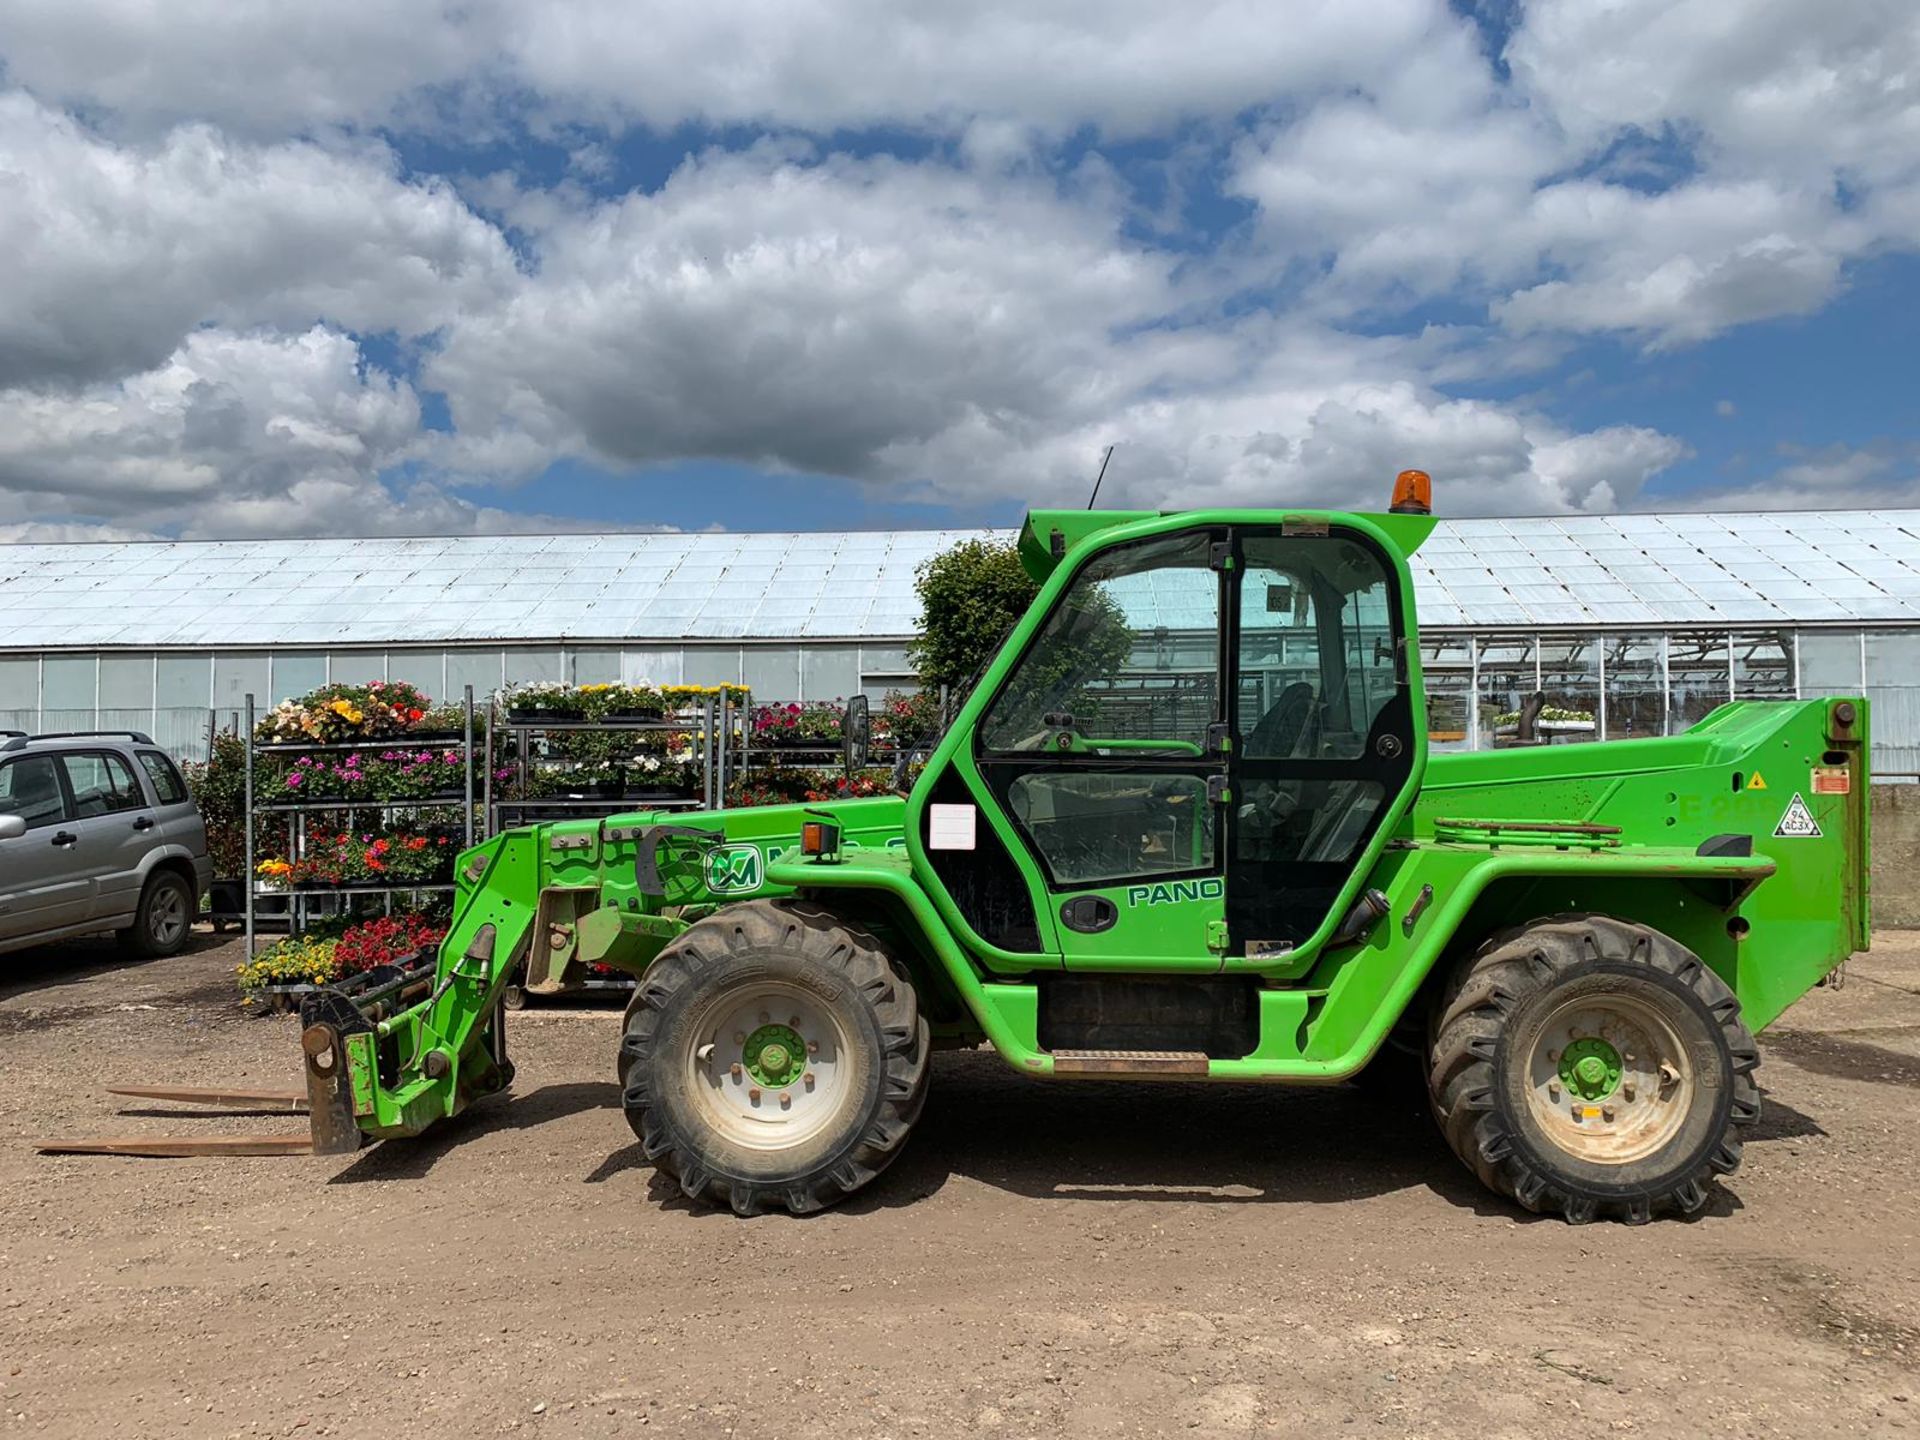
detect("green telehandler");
top-left (295, 476), bottom-right (1870, 1224)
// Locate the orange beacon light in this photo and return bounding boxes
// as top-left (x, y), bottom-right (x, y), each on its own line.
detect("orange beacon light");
top-left (1389, 469), bottom-right (1432, 515)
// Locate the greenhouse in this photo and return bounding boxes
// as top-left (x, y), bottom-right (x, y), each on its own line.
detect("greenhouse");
top-left (0, 508), bottom-right (1916, 774)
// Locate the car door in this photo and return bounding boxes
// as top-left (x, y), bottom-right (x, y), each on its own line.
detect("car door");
top-left (136, 749), bottom-right (203, 851)
top-left (0, 753), bottom-right (88, 938)
top-left (56, 750), bottom-right (157, 926)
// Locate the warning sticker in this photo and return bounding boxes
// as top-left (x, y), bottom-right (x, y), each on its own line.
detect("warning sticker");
top-left (1774, 793), bottom-right (1823, 839)
top-left (1747, 771), bottom-right (1768, 790)
top-left (1811, 765), bottom-right (1851, 795)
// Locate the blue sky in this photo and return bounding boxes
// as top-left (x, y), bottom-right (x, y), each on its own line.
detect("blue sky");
top-left (0, 0), bottom-right (1915, 541)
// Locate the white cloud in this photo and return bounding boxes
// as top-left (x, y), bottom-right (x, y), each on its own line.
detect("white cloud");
top-left (0, 92), bottom-right (518, 387)
top-left (0, 0), bottom-right (1916, 538)
top-left (0, 0), bottom-right (1449, 141)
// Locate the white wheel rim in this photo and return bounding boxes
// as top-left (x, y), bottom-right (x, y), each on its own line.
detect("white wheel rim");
top-left (685, 981), bottom-right (855, 1151)
top-left (1523, 994), bottom-right (1696, 1165)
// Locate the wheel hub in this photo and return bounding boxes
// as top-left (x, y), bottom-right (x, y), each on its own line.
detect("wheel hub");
top-left (1561, 1038), bottom-right (1622, 1102)
top-left (745, 1023), bottom-right (805, 1088)
top-left (1524, 996), bottom-right (1695, 1166)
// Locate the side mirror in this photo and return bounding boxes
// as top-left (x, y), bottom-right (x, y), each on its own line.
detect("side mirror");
top-left (843, 695), bottom-right (871, 774)
top-left (0, 814), bottom-right (26, 841)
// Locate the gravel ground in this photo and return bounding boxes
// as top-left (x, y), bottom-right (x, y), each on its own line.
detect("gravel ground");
top-left (2, 931), bottom-right (1917, 1438)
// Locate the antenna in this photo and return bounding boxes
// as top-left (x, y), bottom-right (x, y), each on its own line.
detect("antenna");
top-left (1086, 445), bottom-right (1115, 510)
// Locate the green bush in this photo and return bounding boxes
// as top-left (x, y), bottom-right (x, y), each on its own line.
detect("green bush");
top-left (908, 538), bottom-right (1038, 693)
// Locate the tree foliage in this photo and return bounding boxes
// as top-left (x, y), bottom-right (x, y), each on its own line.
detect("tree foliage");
top-left (907, 538), bottom-right (1039, 693)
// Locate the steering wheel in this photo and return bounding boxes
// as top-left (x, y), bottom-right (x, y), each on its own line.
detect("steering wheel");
top-left (1247, 681), bottom-right (1315, 759)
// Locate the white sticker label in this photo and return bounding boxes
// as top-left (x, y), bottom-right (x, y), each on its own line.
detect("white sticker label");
top-left (1774, 793), bottom-right (1823, 839)
top-left (928, 802), bottom-right (977, 850)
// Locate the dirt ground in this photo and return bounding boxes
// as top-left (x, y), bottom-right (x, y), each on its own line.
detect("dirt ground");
top-left (2, 933), bottom-right (1917, 1439)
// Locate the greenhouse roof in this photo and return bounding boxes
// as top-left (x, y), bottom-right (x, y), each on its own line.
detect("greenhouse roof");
top-left (2, 509), bottom-right (1919, 649)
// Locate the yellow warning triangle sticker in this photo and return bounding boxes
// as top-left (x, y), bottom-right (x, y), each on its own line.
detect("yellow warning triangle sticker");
top-left (1748, 771), bottom-right (1767, 790)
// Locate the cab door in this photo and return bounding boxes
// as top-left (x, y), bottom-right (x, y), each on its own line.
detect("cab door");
top-left (1223, 526), bottom-right (1419, 962)
top-left (968, 528), bottom-right (1230, 971)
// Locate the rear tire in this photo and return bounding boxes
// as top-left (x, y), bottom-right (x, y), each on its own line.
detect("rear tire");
top-left (120, 871), bottom-right (193, 958)
top-left (1429, 914), bottom-right (1760, 1224)
top-left (619, 899), bottom-right (930, 1216)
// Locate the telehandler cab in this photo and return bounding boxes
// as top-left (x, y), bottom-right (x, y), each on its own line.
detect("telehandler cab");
top-left (295, 473), bottom-right (1869, 1224)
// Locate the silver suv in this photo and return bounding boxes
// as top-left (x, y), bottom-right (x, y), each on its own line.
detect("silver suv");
top-left (0, 731), bottom-right (212, 959)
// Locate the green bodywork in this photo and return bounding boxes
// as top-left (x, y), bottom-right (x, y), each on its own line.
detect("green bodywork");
top-left (310, 506), bottom-right (1870, 1143)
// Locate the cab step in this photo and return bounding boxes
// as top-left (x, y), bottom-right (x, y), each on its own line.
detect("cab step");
top-left (1050, 1049), bottom-right (1209, 1076)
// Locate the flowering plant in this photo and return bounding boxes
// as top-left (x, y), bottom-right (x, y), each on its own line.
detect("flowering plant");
top-left (803, 770), bottom-right (896, 801)
top-left (751, 702), bottom-right (844, 747)
top-left (502, 681), bottom-right (586, 718)
top-left (255, 682), bottom-right (434, 744)
top-left (660, 683), bottom-right (749, 711)
top-left (271, 748), bottom-right (471, 802)
top-left (236, 936), bottom-right (340, 993)
top-left (877, 689), bottom-right (940, 747)
top-left (277, 827), bottom-right (459, 887)
top-left (333, 912), bottom-right (446, 975)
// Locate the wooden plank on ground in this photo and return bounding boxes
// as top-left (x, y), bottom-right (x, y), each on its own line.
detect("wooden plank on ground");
top-left (107, 1084), bottom-right (308, 1111)
top-left (36, 1134), bottom-right (313, 1157)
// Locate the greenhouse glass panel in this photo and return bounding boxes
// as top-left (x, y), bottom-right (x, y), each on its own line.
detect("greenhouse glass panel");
top-left (99, 655), bottom-right (155, 710)
top-left (743, 648), bottom-right (802, 704)
top-left (569, 647), bottom-right (622, 685)
top-left (621, 649), bottom-right (682, 687)
top-left (1668, 633), bottom-right (1731, 732)
top-left (1798, 631), bottom-right (1863, 695)
top-left (1536, 635), bottom-right (1600, 744)
top-left (1476, 635), bottom-right (1536, 749)
top-left (0, 656), bottom-right (36, 714)
top-left (1425, 668), bottom-right (1475, 753)
top-left (271, 652), bottom-right (327, 703)
top-left (1732, 632), bottom-right (1794, 700)
top-left (1603, 634), bottom-right (1665, 741)
top-left (446, 649), bottom-right (504, 704)
top-left (682, 648), bottom-right (742, 687)
top-left (801, 646), bottom-right (861, 702)
top-left (385, 649), bottom-right (447, 696)
top-left (213, 653), bottom-right (270, 712)
top-left (156, 655), bottom-right (211, 709)
top-left (502, 648), bottom-right (563, 686)
top-left (42, 655), bottom-right (96, 709)
top-left (328, 651), bottom-right (385, 685)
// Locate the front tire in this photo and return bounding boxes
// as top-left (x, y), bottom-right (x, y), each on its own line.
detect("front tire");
top-left (1429, 914), bottom-right (1760, 1223)
top-left (619, 899), bottom-right (930, 1216)
top-left (120, 871), bottom-right (193, 958)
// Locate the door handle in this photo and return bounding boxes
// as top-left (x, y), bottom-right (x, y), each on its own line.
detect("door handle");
top-left (51, 831), bottom-right (78, 847)
top-left (133, 815), bottom-right (155, 831)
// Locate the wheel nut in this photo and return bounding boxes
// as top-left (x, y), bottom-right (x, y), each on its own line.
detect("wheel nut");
top-left (803, 1072), bottom-right (815, 1089)
top-left (779, 1093), bottom-right (791, 1109)
top-left (1547, 1049), bottom-right (1559, 1063)
top-left (807, 1042), bottom-right (818, 1056)
top-left (759, 1011), bottom-right (770, 1024)
top-left (748, 1087), bottom-right (761, 1103)
top-left (1548, 1082), bottom-right (1561, 1101)
top-left (789, 1015), bottom-right (801, 1029)
top-left (730, 1063), bottom-right (742, 1080)
top-left (1602, 1105), bottom-right (1615, 1122)
top-left (734, 1031), bottom-right (746, 1044)
top-left (1622, 1082), bottom-right (1637, 1102)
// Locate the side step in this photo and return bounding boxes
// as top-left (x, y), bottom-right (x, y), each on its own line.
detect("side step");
top-left (1050, 1049), bottom-right (1209, 1076)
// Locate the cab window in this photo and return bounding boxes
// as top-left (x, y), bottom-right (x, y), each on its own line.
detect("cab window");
top-left (1237, 536), bottom-right (1399, 760)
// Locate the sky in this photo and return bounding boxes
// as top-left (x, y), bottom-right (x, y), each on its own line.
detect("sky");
top-left (0, 0), bottom-right (1916, 542)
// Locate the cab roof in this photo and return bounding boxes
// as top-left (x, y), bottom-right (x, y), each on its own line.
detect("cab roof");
top-left (1016, 508), bottom-right (1438, 583)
